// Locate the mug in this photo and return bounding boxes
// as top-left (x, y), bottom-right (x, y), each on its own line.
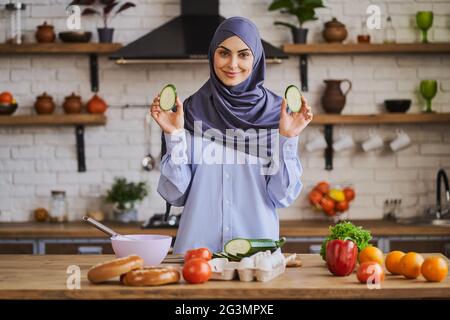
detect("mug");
top-left (362, 130), bottom-right (384, 152)
top-left (306, 133), bottom-right (327, 152)
top-left (333, 134), bottom-right (355, 152)
top-left (390, 129), bottom-right (411, 152)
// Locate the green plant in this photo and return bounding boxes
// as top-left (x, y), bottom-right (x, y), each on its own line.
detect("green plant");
top-left (268, 0), bottom-right (325, 29)
top-left (106, 177), bottom-right (148, 211)
top-left (69, 0), bottom-right (136, 29)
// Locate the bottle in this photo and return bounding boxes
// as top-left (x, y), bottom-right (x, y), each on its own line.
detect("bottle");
top-left (49, 190), bottom-right (68, 222)
top-left (357, 19), bottom-right (371, 43)
top-left (384, 16), bottom-right (396, 43)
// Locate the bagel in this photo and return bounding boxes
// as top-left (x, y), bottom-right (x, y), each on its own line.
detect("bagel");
top-left (121, 267), bottom-right (181, 286)
top-left (87, 255), bottom-right (144, 284)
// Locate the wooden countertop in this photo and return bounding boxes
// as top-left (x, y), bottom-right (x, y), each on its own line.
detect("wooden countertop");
top-left (0, 220), bottom-right (449, 239)
top-left (0, 254), bottom-right (448, 300)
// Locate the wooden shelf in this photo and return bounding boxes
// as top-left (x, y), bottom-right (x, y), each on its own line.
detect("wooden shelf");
top-left (283, 42), bottom-right (450, 55)
top-left (0, 114), bottom-right (106, 126)
top-left (0, 43), bottom-right (122, 54)
top-left (311, 113), bottom-right (450, 125)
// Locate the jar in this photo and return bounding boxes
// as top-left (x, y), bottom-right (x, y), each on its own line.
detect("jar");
top-left (63, 92), bottom-right (83, 114)
top-left (34, 92), bottom-right (55, 115)
top-left (35, 21), bottom-right (56, 43)
top-left (323, 17), bottom-right (348, 43)
top-left (5, 2), bottom-right (26, 44)
top-left (49, 190), bottom-right (68, 222)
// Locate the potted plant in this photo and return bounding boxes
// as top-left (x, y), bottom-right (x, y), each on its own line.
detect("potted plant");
top-left (106, 177), bottom-right (148, 223)
top-left (69, 0), bottom-right (136, 43)
top-left (268, 0), bottom-right (325, 44)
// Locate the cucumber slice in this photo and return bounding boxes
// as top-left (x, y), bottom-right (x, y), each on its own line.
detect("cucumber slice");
top-left (285, 85), bottom-right (302, 113)
top-left (159, 84), bottom-right (177, 111)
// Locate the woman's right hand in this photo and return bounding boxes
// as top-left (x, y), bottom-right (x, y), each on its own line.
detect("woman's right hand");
top-left (150, 94), bottom-right (184, 134)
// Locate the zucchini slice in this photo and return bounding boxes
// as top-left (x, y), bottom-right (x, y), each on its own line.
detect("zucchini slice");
top-left (159, 84), bottom-right (177, 111)
top-left (285, 85), bottom-right (302, 113)
top-left (224, 237), bottom-right (286, 257)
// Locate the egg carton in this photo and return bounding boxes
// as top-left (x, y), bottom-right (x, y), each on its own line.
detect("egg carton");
top-left (208, 249), bottom-right (287, 282)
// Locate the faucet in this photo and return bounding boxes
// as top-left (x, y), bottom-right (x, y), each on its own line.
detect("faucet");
top-left (435, 168), bottom-right (450, 220)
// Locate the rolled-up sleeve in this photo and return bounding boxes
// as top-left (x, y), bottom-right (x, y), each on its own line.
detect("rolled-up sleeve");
top-left (266, 134), bottom-right (303, 208)
top-left (157, 129), bottom-right (192, 206)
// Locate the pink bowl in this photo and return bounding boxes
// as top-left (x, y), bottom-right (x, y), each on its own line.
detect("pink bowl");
top-left (111, 234), bottom-right (172, 266)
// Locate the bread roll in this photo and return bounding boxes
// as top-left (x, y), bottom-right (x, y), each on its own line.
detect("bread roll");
top-left (87, 255), bottom-right (144, 284)
top-left (121, 267), bottom-right (180, 286)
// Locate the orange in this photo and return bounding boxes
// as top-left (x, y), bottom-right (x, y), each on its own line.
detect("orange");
top-left (358, 246), bottom-right (384, 265)
top-left (421, 256), bottom-right (448, 282)
top-left (400, 252), bottom-right (424, 279)
top-left (385, 251), bottom-right (405, 275)
top-left (0, 91), bottom-right (13, 104)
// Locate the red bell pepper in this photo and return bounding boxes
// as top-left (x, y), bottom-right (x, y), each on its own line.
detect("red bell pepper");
top-left (326, 239), bottom-right (357, 276)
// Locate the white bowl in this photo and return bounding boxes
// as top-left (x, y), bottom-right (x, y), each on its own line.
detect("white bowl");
top-left (111, 234), bottom-right (172, 266)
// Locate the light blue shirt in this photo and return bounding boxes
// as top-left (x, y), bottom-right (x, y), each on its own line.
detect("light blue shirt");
top-left (157, 129), bottom-right (303, 254)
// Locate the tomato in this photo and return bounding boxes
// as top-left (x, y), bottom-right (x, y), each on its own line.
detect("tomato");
top-left (320, 196), bottom-right (335, 212)
top-left (309, 189), bottom-right (323, 205)
top-left (0, 91), bottom-right (13, 104)
top-left (184, 248), bottom-right (212, 262)
top-left (343, 187), bottom-right (355, 202)
top-left (182, 258), bottom-right (211, 284)
top-left (335, 200), bottom-right (349, 212)
top-left (357, 261), bottom-right (385, 284)
top-left (315, 181), bottom-right (330, 195)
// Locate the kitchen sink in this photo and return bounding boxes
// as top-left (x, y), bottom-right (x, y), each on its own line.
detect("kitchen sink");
top-left (396, 217), bottom-right (450, 227)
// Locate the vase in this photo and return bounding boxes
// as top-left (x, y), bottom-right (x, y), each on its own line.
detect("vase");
top-left (321, 79), bottom-right (352, 114)
top-left (97, 28), bottom-right (114, 43)
top-left (291, 27), bottom-right (308, 44)
top-left (113, 203), bottom-right (137, 223)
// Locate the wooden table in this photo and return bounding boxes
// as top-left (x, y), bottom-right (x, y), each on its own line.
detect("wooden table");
top-left (0, 254), bottom-right (448, 300)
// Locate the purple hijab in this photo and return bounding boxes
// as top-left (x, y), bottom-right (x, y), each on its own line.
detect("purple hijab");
top-left (183, 17), bottom-right (282, 157)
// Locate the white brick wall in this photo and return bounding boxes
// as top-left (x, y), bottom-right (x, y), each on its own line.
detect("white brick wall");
top-left (1, 0), bottom-right (450, 222)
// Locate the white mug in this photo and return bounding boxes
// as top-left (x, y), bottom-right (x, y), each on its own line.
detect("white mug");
top-left (333, 134), bottom-right (355, 152)
top-left (390, 129), bottom-right (411, 151)
top-left (362, 131), bottom-right (384, 152)
top-left (306, 133), bottom-right (327, 152)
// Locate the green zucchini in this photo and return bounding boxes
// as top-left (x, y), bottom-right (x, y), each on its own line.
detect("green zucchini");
top-left (224, 237), bottom-right (286, 257)
top-left (285, 85), bottom-right (302, 113)
top-left (159, 84), bottom-right (177, 111)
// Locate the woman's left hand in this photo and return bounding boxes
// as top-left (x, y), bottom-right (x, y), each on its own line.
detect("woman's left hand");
top-left (279, 95), bottom-right (313, 138)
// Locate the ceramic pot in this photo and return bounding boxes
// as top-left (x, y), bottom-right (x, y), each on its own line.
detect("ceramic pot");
top-left (291, 28), bottom-right (308, 44)
top-left (323, 18), bottom-right (348, 43)
top-left (86, 94), bottom-right (107, 114)
top-left (35, 21), bottom-right (55, 43)
top-left (321, 79), bottom-right (352, 114)
top-left (34, 92), bottom-right (55, 115)
top-left (63, 92), bottom-right (83, 114)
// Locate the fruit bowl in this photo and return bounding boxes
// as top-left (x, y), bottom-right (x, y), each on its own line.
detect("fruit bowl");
top-left (0, 103), bottom-right (18, 116)
top-left (308, 181), bottom-right (356, 219)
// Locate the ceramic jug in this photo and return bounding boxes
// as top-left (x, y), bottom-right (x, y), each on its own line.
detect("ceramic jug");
top-left (321, 79), bottom-right (352, 114)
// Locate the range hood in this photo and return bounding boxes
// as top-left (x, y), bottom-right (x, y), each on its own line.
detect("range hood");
top-left (109, 0), bottom-right (287, 64)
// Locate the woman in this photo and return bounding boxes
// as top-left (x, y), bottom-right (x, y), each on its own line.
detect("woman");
top-left (150, 17), bottom-right (313, 254)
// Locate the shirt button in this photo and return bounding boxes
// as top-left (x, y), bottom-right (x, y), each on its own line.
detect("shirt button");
top-left (225, 200), bottom-right (230, 205)
top-left (224, 226), bottom-right (230, 232)
top-left (225, 173), bottom-right (230, 179)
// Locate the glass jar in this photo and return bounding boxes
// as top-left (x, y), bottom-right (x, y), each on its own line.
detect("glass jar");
top-left (384, 16), bottom-right (396, 44)
top-left (4, 2), bottom-right (26, 44)
top-left (49, 190), bottom-right (68, 222)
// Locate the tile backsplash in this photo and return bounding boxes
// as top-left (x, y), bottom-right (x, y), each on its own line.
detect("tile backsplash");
top-left (0, 0), bottom-right (449, 222)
